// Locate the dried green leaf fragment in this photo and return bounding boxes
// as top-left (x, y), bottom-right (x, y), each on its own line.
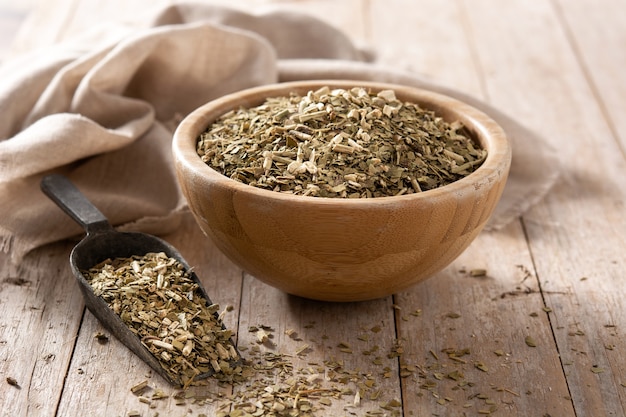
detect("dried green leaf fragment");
top-left (525, 336), bottom-right (537, 347)
top-left (383, 398), bottom-right (402, 408)
top-left (447, 370), bottom-right (464, 381)
top-left (6, 377), bottom-right (20, 388)
top-left (475, 362), bottom-right (489, 372)
top-left (295, 344), bottom-right (310, 355)
top-left (197, 86), bottom-right (486, 199)
top-left (94, 331), bottom-right (109, 344)
top-left (130, 380), bottom-right (149, 395)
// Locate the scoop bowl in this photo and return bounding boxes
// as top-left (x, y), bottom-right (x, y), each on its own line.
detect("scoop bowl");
top-left (41, 174), bottom-right (239, 386)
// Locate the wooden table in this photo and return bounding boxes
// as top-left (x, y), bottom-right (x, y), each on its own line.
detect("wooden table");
top-left (2, 1), bottom-right (626, 416)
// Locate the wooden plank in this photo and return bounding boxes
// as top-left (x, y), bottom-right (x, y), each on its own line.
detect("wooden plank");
top-left (0, 242), bottom-right (84, 417)
top-left (10, 0), bottom-right (367, 57)
top-left (461, 0), bottom-right (626, 415)
top-left (369, 0), bottom-right (484, 97)
top-left (552, 0), bottom-right (626, 150)
top-left (8, 0), bottom-right (80, 57)
top-left (0, 7), bottom-right (30, 63)
top-left (54, 212), bottom-right (244, 416)
top-left (10, 0), bottom-right (172, 57)
top-left (366, 0), bottom-right (575, 415)
top-left (203, 0), bottom-right (369, 46)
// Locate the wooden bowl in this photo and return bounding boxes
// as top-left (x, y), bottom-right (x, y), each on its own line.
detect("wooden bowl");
top-left (172, 81), bottom-right (511, 302)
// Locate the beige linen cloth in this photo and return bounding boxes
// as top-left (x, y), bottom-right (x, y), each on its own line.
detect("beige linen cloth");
top-left (0, 2), bottom-right (559, 262)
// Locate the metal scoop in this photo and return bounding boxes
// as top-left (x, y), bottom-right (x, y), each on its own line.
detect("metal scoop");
top-left (41, 174), bottom-right (238, 387)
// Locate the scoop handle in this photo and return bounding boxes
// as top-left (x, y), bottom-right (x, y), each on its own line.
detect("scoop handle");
top-left (41, 174), bottom-right (112, 235)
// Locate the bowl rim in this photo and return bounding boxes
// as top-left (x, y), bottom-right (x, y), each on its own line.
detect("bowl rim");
top-left (173, 80), bottom-right (511, 207)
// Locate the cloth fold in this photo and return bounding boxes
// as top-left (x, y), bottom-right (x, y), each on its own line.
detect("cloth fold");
top-left (0, 2), bottom-right (559, 262)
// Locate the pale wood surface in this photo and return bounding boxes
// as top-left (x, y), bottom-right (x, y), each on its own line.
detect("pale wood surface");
top-left (2, 1), bottom-right (626, 416)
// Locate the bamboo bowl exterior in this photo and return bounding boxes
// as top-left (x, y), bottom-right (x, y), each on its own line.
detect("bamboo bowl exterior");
top-left (173, 81), bottom-right (511, 302)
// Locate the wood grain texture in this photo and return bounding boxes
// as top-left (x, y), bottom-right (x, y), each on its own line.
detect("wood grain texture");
top-left (462, 0), bottom-right (626, 415)
top-left (2, 0), bottom-right (626, 415)
top-left (369, 0), bottom-right (484, 98)
top-left (552, 0), bottom-right (626, 151)
top-left (0, 242), bottom-right (84, 417)
top-left (394, 223), bottom-right (575, 416)
top-left (0, 8), bottom-right (28, 63)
